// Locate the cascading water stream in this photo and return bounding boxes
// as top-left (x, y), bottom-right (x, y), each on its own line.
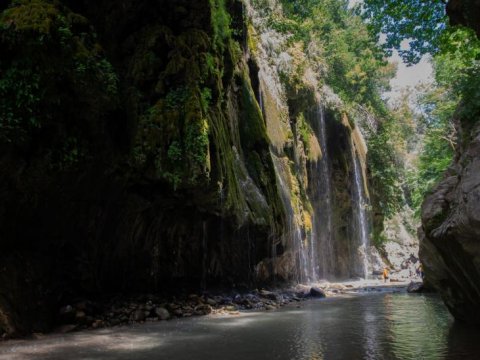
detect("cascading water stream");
top-left (310, 106), bottom-right (335, 280)
top-left (351, 145), bottom-right (370, 279)
top-left (258, 84), bottom-right (310, 283)
top-left (272, 154), bottom-right (310, 283)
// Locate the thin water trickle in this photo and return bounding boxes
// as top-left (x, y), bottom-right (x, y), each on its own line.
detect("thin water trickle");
top-left (272, 155), bottom-right (310, 283)
top-left (351, 144), bottom-right (370, 279)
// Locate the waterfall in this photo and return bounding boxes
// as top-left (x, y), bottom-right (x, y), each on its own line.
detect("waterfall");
top-left (351, 144), bottom-right (370, 279)
top-left (312, 105), bottom-right (335, 278)
top-left (308, 106), bottom-right (335, 281)
top-left (272, 155), bottom-right (310, 283)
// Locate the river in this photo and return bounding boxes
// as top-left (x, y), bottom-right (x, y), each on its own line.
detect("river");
top-left (2, 292), bottom-right (480, 360)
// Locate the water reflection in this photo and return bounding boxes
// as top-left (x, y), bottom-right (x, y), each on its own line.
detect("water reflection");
top-left (388, 294), bottom-right (450, 359)
top-left (1, 293), bottom-right (480, 360)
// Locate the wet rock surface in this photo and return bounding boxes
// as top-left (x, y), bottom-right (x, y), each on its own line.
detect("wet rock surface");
top-left (407, 282), bottom-right (424, 293)
top-left (309, 287), bottom-right (326, 298)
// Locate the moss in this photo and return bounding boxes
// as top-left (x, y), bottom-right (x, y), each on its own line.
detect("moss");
top-left (130, 9), bottom-right (227, 189)
top-left (303, 210), bottom-right (313, 234)
top-left (0, 0), bottom-right (118, 166)
top-left (133, 85), bottom-right (212, 188)
top-left (208, 105), bottom-right (248, 218)
top-left (209, 0), bottom-right (232, 52)
top-left (236, 70), bottom-right (286, 233)
top-left (247, 22), bottom-right (259, 58)
top-left (239, 71), bottom-right (270, 150)
top-left (0, 0), bottom-right (59, 34)
top-left (297, 112), bottom-right (320, 160)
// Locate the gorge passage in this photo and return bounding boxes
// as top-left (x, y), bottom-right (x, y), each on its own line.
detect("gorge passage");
top-left (1, 0), bottom-right (480, 337)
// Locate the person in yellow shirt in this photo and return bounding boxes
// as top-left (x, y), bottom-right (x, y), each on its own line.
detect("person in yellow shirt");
top-left (383, 267), bottom-right (389, 283)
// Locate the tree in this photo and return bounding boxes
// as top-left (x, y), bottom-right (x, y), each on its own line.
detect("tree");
top-left (359, 0), bottom-right (447, 64)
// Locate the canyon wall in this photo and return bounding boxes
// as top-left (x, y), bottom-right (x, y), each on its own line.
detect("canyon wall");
top-left (420, 0), bottom-right (480, 325)
top-left (0, 0), bottom-right (373, 335)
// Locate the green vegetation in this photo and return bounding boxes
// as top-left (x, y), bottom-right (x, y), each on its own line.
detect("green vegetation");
top-left (277, 0), bottom-right (394, 114)
top-left (271, 0), bottom-right (403, 219)
top-left (404, 83), bottom-right (456, 215)
top-left (359, 0), bottom-right (447, 64)
top-left (407, 28), bottom-right (480, 214)
top-left (361, 1), bottom-right (480, 220)
top-left (435, 27), bottom-right (480, 127)
top-left (365, 117), bottom-right (404, 218)
top-left (131, 0), bottom-right (256, 193)
top-left (0, 0), bottom-right (118, 168)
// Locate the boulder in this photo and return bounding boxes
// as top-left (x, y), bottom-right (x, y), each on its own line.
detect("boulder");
top-left (309, 287), bottom-right (326, 298)
top-left (131, 309), bottom-right (146, 322)
top-left (205, 298), bottom-right (217, 306)
top-left (259, 290), bottom-right (278, 301)
top-left (155, 307), bottom-right (170, 320)
top-left (407, 282), bottom-right (424, 293)
top-left (194, 304), bottom-right (212, 315)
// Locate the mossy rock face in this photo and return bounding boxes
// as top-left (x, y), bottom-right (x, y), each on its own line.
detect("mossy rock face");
top-left (0, 0), bottom-right (118, 167)
top-left (124, 0), bottom-right (242, 194)
top-left (0, 0), bottom-right (314, 335)
top-left (129, 25), bottom-right (217, 188)
top-left (133, 86), bottom-right (211, 189)
top-left (237, 70), bottom-right (286, 233)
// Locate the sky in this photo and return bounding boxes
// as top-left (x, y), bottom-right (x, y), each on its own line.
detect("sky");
top-left (385, 51), bottom-right (433, 103)
top-left (346, 0), bottom-right (434, 101)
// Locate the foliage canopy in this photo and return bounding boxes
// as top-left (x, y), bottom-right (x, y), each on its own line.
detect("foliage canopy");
top-left (359, 0), bottom-right (447, 64)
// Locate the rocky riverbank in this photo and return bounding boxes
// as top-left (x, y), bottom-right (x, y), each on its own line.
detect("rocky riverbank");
top-left (1, 279), bottom-right (421, 341)
top-left (1, 289), bottom-right (314, 341)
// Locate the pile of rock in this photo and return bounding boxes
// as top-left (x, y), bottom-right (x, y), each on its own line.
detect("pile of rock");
top-left (54, 288), bottom-right (323, 334)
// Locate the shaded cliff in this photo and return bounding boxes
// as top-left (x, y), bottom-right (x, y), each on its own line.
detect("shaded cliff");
top-left (420, 0), bottom-right (480, 324)
top-left (0, 0), bottom-right (287, 336)
top-left (0, 0), bottom-right (384, 336)
top-left (420, 120), bottom-right (480, 324)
